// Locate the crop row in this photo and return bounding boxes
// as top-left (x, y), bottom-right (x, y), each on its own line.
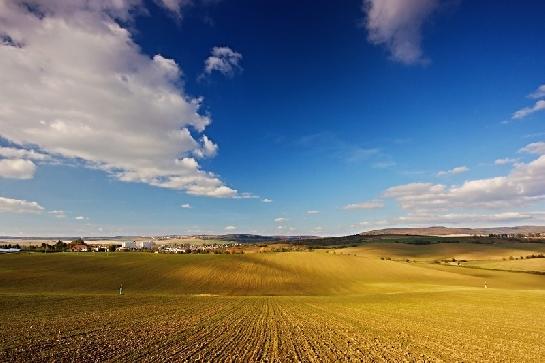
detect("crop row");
top-left (1, 291), bottom-right (545, 362)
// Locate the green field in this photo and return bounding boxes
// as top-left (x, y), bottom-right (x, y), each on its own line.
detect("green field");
top-left (2, 247), bottom-right (545, 361)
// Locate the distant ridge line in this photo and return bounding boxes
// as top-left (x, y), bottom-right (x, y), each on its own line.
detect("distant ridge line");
top-left (362, 226), bottom-right (545, 236)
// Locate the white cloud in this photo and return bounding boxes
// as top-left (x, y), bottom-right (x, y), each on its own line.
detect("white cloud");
top-left (224, 225), bottom-right (236, 231)
top-left (154, 0), bottom-right (189, 18)
top-left (436, 166), bottom-right (469, 177)
top-left (0, 159), bottom-right (36, 179)
top-left (363, 0), bottom-right (439, 65)
top-left (48, 210), bottom-right (66, 218)
top-left (395, 211), bottom-right (534, 225)
top-left (519, 142), bottom-right (545, 155)
top-left (384, 144), bottom-right (545, 211)
top-left (512, 100), bottom-right (545, 120)
top-left (75, 216), bottom-right (87, 221)
top-left (0, 196), bottom-right (44, 213)
top-left (343, 200), bottom-right (384, 210)
top-left (306, 210), bottom-right (320, 214)
top-left (529, 84), bottom-right (545, 99)
top-left (274, 217), bottom-right (287, 223)
top-left (181, 203), bottom-right (191, 208)
top-left (0, 0), bottom-right (237, 198)
top-left (495, 158), bottom-right (518, 165)
top-left (0, 147), bottom-right (50, 161)
top-left (262, 198), bottom-right (273, 203)
top-left (201, 46), bottom-right (242, 77)
top-left (233, 192), bottom-right (259, 199)
top-left (193, 135), bottom-right (218, 159)
top-left (357, 212), bottom-right (545, 230)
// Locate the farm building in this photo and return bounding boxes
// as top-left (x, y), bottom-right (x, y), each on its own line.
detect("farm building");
top-left (0, 248), bottom-right (21, 254)
top-left (71, 244), bottom-right (88, 252)
top-left (137, 241), bottom-right (154, 249)
top-left (121, 241), bottom-right (136, 249)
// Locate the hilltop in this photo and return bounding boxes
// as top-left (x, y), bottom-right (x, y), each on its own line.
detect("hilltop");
top-left (363, 225), bottom-right (545, 236)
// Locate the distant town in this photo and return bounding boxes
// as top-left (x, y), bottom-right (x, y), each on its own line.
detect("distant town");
top-left (0, 236), bottom-right (244, 254)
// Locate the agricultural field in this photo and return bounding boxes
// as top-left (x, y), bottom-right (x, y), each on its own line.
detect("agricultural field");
top-left (465, 257), bottom-right (545, 273)
top-left (1, 245), bottom-right (545, 362)
top-left (337, 241), bottom-right (545, 262)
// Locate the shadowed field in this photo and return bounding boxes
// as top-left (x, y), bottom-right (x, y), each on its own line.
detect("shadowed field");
top-left (1, 246), bottom-right (545, 361)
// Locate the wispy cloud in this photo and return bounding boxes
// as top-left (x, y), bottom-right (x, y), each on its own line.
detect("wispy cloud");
top-left (306, 210), bottom-right (320, 214)
top-left (296, 132), bottom-right (391, 165)
top-left (154, 0), bottom-right (189, 19)
top-left (384, 142), bottom-right (545, 212)
top-left (529, 84), bottom-right (545, 99)
top-left (343, 200), bottom-right (384, 210)
top-left (48, 210), bottom-right (66, 218)
top-left (200, 46), bottom-right (243, 79)
top-left (0, 196), bottom-right (44, 214)
top-left (233, 192), bottom-right (259, 200)
top-left (436, 166), bottom-right (469, 177)
top-left (0, 147), bottom-right (50, 161)
top-left (513, 100), bottom-right (545, 120)
top-left (494, 158), bottom-right (518, 166)
top-left (363, 0), bottom-right (439, 65)
top-left (181, 203), bottom-right (191, 209)
top-left (512, 84), bottom-right (545, 120)
top-left (519, 142), bottom-right (545, 155)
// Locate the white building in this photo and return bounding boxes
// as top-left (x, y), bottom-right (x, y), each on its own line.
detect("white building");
top-left (137, 241), bottom-right (153, 249)
top-left (121, 241), bottom-right (136, 249)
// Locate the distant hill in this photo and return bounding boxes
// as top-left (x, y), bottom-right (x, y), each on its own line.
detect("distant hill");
top-left (363, 226), bottom-right (545, 236)
top-left (4, 227), bottom-right (545, 245)
top-left (195, 234), bottom-right (320, 243)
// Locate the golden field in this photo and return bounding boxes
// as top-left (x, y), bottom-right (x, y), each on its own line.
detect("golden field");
top-left (1, 243), bottom-right (545, 362)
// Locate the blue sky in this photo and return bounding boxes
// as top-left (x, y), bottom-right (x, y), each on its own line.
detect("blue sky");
top-left (1, 0), bottom-right (545, 236)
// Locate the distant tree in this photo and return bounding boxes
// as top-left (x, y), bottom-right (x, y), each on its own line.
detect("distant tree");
top-left (55, 240), bottom-right (66, 251)
top-left (108, 244), bottom-right (117, 252)
top-left (70, 238), bottom-right (85, 246)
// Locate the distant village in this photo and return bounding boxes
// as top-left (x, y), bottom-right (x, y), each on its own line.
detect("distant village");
top-left (2, 231), bottom-right (545, 255)
top-left (0, 237), bottom-right (243, 254)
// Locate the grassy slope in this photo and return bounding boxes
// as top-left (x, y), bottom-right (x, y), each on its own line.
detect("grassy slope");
top-left (466, 258), bottom-right (545, 273)
top-left (339, 241), bottom-right (545, 261)
top-left (3, 250), bottom-right (542, 296)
